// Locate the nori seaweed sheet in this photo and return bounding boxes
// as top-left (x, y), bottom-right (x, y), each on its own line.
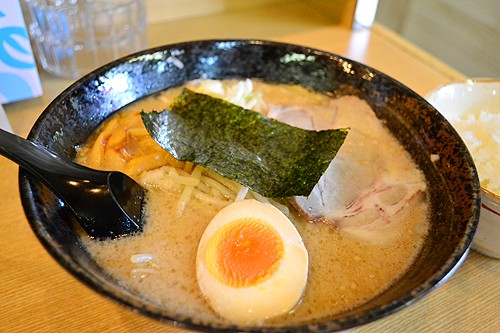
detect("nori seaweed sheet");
top-left (141, 88), bottom-right (348, 198)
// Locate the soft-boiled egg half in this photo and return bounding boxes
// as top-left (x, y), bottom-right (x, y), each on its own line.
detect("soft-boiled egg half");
top-left (196, 199), bottom-right (308, 325)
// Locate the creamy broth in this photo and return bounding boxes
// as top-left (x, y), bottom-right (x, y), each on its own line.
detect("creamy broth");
top-left (78, 80), bottom-right (429, 326)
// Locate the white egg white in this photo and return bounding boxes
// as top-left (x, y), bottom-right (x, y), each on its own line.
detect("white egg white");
top-left (196, 199), bottom-right (308, 326)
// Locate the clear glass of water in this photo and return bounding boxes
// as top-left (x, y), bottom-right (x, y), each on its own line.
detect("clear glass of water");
top-left (22, 0), bottom-right (147, 79)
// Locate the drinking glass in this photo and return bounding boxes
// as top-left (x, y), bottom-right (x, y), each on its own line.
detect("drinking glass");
top-left (22, 0), bottom-right (147, 79)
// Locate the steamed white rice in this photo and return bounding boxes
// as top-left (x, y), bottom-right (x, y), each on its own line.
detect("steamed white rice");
top-left (449, 110), bottom-right (499, 194)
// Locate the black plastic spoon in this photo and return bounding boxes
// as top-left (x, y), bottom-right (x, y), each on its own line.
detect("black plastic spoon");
top-left (0, 128), bottom-right (144, 239)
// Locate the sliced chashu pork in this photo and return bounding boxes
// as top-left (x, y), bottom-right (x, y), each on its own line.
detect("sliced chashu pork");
top-left (268, 96), bottom-right (427, 242)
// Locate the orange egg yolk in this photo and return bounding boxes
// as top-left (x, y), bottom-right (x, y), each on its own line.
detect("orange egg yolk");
top-left (205, 218), bottom-right (285, 288)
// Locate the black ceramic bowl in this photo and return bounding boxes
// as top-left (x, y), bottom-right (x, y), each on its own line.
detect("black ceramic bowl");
top-left (20, 40), bottom-right (480, 332)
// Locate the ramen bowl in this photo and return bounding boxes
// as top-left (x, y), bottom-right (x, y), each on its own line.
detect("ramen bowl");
top-left (426, 78), bottom-right (500, 259)
top-left (20, 40), bottom-right (480, 332)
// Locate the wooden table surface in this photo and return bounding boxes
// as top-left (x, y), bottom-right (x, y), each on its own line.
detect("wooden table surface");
top-left (1, 24), bottom-right (499, 333)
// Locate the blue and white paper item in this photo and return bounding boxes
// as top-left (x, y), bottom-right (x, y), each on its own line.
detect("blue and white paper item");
top-left (0, 1), bottom-right (42, 104)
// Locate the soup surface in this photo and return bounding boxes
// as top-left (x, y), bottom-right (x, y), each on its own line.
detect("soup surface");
top-left (77, 79), bottom-right (429, 327)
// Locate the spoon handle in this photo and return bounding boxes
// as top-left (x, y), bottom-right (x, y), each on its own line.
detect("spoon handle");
top-left (0, 128), bottom-right (107, 183)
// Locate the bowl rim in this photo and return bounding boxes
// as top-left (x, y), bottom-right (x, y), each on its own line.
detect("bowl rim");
top-left (19, 38), bottom-right (481, 332)
top-left (426, 77), bottom-right (500, 92)
top-left (482, 187), bottom-right (500, 200)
